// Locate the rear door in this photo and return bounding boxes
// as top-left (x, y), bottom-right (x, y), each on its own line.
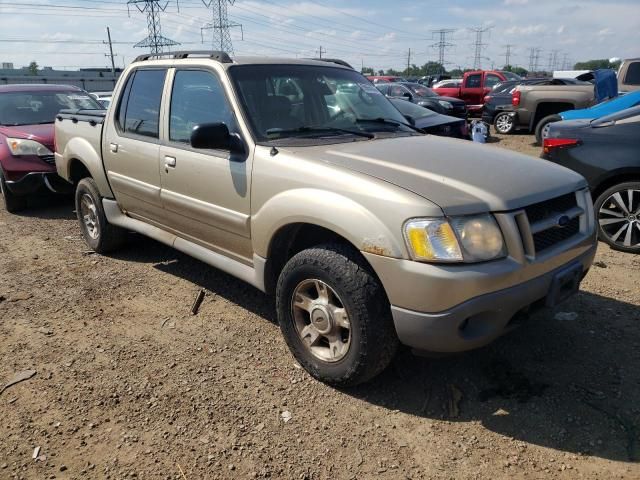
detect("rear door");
top-left (460, 73), bottom-right (483, 107)
top-left (158, 68), bottom-right (253, 262)
top-left (102, 68), bottom-right (167, 222)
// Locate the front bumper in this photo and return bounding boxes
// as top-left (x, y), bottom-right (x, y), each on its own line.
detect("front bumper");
top-left (389, 245), bottom-right (595, 353)
top-left (4, 171), bottom-right (73, 195)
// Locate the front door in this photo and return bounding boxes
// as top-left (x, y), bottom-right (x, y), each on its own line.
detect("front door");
top-left (102, 68), bottom-right (167, 222)
top-left (159, 68), bottom-right (253, 263)
top-left (461, 73), bottom-right (483, 107)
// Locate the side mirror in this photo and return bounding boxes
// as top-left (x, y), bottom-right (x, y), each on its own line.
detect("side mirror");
top-left (190, 122), bottom-right (244, 154)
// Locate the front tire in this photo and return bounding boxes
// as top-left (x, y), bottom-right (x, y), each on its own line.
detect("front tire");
top-left (535, 114), bottom-right (561, 145)
top-left (276, 244), bottom-right (398, 386)
top-left (0, 170), bottom-right (27, 213)
top-left (494, 112), bottom-right (515, 134)
top-left (595, 182), bottom-right (640, 253)
top-left (75, 177), bottom-right (126, 253)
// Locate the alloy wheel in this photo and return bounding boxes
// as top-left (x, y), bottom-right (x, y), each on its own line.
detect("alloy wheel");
top-left (495, 113), bottom-right (513, 134)
top-left (291, 279), bottom-right (351, 363)
top-left (598, 188), bottom-right (640, 249)
top-left (80, 193), bottom-right (100, 240)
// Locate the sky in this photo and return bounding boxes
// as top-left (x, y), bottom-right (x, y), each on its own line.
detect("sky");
top-left (0, 0), bottom-right (638, 72)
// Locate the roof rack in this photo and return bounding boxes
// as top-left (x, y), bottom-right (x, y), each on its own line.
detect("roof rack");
top-left (307, 58), bottom-right (354, 69)
top-left (134, 50), bottom-right (233, 63)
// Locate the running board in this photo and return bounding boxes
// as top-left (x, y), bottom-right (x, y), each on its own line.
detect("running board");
top-left (102, 199), bottom-right (266, 292)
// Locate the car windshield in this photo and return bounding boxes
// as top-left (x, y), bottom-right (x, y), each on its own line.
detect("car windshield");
top-left (0, 90), bottom-right (102, 126)
top-left (405, 84), bottom-right (438, 97)
top-left (230, 65), bottom-right (414, 144)
top-left (500, 71), bottom-right (522, 81)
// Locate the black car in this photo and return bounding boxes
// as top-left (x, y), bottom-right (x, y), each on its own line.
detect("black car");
top-left (389, 98), bottom-right (468, 139)
top-left (375, 82), bottom-right (467, 118)
top-left (543, 105), bottom-right (640, 253)
top-left (483, 78), bottom-right (583, 134)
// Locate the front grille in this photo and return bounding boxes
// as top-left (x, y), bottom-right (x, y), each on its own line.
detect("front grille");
top-left (532, 217), bottom-right (580, 253)
top-left (524, 193), bottom-right (577, 224)
top-left (39, 154), bottom-right (55, 165)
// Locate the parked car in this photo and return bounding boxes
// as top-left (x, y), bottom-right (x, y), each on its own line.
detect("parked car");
top-left (617, 58), bottom-right (640, 93)
top-left (366, 75), bottom-right (407, 84)
top-left (389, 98), bottom-right (468, 138)
top-left (55, 52), bottom-right (596, 386)
top-left (89, 91), bottom-right (113, 108)
top-left (418, 74), bottom-right (451, 87)
top-left (432, 70), bottom-right (521, 114)
top-left (0, 84), bottom-right (102, 212)
top-left (376, 82), bottom-right (467, 118)
top-left (432, 78), bottom-right (461, 89)
top-left (543, 105), bottom-right (640, 253)
top-left (538, 90), bottom-right (640, 140)
top-left (483, 78), bottom-right (584, 134)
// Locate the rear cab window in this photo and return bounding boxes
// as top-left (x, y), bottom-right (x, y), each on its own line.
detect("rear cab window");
top-left (115, 69), bottom-right (167, 139)
top-left (465, 74), bottom-right (482, 88)
top-left (624, 62), bottom-right (640, 85)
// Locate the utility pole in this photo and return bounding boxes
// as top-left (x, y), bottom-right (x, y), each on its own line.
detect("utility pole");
top-left (407, 48), bottom-right (411, 76)
top-left (430, 28), bottom-right (455, 74)
top-left (104, 27), bottom-right (117, 78)
top-left (127, 0), bottom-right (180, 55)
top-left (317, 46), bottom-right (326, 59)
top-left (528, 47), bottom-right (535, 72)
top-left (469, 26), bottom-right (492, 70)
top-left (201, 0), bottom-right (242, 55)
top-left (503, 44), bottom-right (514, 68)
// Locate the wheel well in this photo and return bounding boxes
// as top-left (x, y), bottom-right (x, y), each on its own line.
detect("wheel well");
top-left (68, 159), bottom-right (91, 185)
top-left (264, 223), bottom-right (361, 294)
top-left (592, 174), bottom-right (640, 202)
top-left (533, 102), bottom-right (574, 128)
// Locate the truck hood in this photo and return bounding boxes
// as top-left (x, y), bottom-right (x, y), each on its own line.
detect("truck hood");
top-left (0, 124), bottom-right (54, 149)
top-left (284, 135), bottom-right (587, 215)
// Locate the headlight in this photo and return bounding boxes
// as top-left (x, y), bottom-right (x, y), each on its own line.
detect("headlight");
top-left (404, 214), bottom-right (506, 263)
top-left (6, 138), bottom-right (53, 157)
top-left (438, 100), bottom-right (453, 109)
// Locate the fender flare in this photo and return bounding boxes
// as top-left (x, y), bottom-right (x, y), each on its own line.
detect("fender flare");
top-left (62, 136), bottom-right (114, 198)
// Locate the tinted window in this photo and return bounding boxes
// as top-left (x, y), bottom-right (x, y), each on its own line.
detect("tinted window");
top-left (123, 69), bottom-right (166, 138)
top-left (169, 70), bottom-right (235, 144)
top-left (624, 62), bottom-right (640, 85)
top-left (465, 74), bottom-right (482, 88)
top-left (485, 74), bottom-right (502, 88)
top-left (0, 91), bottom-right (102, 126)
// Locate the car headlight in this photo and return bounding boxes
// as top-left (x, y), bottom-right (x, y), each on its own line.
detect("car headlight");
top-left (438, 100), bottom-right (453, 109)
top-left (404, 214), bottom-right (506, 263)
top-left (6, 138), bottom-right (53, 157)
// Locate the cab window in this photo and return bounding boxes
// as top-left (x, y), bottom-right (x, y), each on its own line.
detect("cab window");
top-left (485, 74), bottom-right (502, 89)
top-left (465, 74), bottom-right (482, 88)
top-left (169, 70), bottom-right (236, 144)
top-left (120, 69), bottom-right (166, 139)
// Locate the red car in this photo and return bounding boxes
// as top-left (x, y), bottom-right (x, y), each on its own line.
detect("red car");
top-left (0, 84), bottom-right (102, 212)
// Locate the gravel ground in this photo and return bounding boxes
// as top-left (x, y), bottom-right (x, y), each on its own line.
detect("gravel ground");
top-left (1, 134), bottom-right (640, 480)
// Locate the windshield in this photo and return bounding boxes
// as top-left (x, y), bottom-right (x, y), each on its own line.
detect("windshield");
top-left (230, 65), bottom-right (414, 143)
top-left (500, 71), bottom-right (522, 81)
top-left (391, 99), bottom-right (437, 119)
top-left (0, 91), bottom-right (102, 126)
top-left (404, 84), bottom-right (438, 97)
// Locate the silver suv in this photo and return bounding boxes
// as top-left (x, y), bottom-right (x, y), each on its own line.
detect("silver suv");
top-left (55, 51), bottom-right (596, 385)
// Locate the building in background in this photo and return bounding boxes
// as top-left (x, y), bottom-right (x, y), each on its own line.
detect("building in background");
top-left (0, 64), bottom-right (123, 92)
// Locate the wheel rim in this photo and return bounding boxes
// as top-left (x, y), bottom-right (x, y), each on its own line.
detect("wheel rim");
top-left (598, 188), bottom-right (640, 249)
top-left (291, 279), bottom-right (351, 363)
top-left (495, 114), bottom-right (513, 133)
top-left (541, 122), bottom-right (553, 140)
top-left (80, 193), bottom-right (100, 240)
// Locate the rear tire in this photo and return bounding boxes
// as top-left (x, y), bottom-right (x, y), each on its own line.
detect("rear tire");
top-left (0, 170), bottom-right (27, 213)
top-left (535, 114), bottom-right (562, 145)
top-left (493, 112), bottom-right (515, 134)
top-left (75, 177), bottom-right (126, 253)
top-left (594, 182), bottom-right (640, 253)
top-left (276, 243), bottom-right (398, 386)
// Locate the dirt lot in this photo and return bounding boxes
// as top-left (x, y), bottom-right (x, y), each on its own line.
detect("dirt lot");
top-left (1, 133), bottom-right (639, 480)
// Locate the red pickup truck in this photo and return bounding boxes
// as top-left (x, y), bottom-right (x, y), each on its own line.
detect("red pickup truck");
top-left (433, 70), bottom-right (522, 114)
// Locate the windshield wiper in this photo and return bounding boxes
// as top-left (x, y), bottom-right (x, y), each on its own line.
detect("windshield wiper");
top-left (354, 117), bottom-right (423, 133)
top-left (266, 126), bottom-right (374, 139)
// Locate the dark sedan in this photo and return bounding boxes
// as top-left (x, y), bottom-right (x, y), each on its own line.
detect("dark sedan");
top-left (389, 98), bottom-right (468, 139)
top-left (0, 84), bottom-right (102, 212)
top-left (543, 105), bottom-right (640, 253)
top-left (375, 82), bottom-right (467, 118)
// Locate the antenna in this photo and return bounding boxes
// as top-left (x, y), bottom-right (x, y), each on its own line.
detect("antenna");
top-left (201, 0), bottom-right (242, 56)
top-left (128, 0), bottom-right (180, 55)
top-left (469, 26), bottom-right (492, 70)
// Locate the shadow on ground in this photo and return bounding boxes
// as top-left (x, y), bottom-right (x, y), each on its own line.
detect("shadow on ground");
top-left (109, 236), bottom-right (639, 463)
top-left (15, 193), bottom-right (76, 220)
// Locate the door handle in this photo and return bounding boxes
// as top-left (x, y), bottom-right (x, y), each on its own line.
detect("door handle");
top-left (164, 156), bottom-right (177, 172)
top-left (109, 143), bottom-right (118, 153)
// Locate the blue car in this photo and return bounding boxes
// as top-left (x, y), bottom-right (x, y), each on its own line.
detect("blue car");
top-left (560, 90), bottom-right (640, 121)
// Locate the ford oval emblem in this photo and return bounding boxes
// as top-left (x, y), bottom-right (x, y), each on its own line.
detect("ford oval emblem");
top-left (557, 215), bottom-right (570, 228)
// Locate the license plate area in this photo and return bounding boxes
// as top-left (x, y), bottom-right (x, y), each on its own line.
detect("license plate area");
top-left (546, 262), bottom-right (582, 307)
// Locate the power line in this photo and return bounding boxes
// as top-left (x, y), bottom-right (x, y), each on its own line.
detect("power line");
top-left (430, 29), bottom-right (455, 73)
top-left (200, 0), bottom-right (242, 55)
top-left (127, 0), bottom-right (180, 54)
top-left (469, 26), bottom-right (491, 70)
top-left (503, 44), bottom-right (514, 68)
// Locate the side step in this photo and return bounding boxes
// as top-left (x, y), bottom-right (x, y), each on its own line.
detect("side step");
top-left (102, 199), bottom-right (266, 292)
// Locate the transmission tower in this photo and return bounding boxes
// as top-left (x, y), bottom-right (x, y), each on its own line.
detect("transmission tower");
top-left (503, 44), bottom-right (515, 68)
top-left (128, 0), bottom-right (180, 55)
top-left (201, 0), bottom-right (242, 56)
top-left (430, 29), bottom-right (455, 74)
top-left (469, 26), bottom-right (491, 69)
